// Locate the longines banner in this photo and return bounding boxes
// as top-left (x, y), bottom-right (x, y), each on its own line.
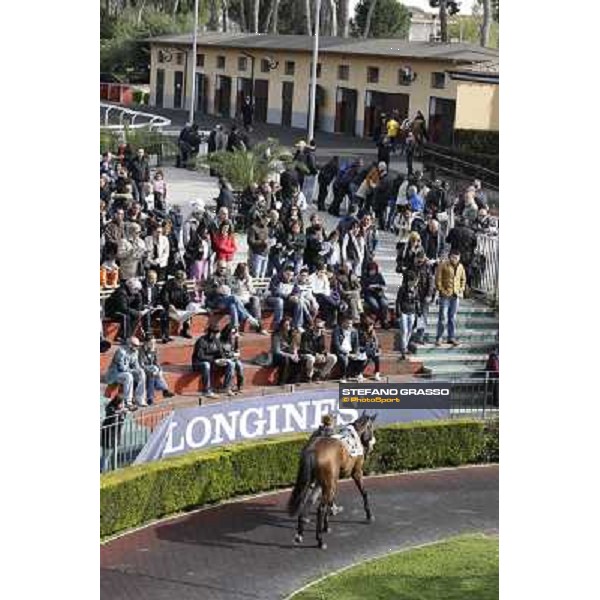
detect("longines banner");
top-left (134, 388), bottom-right (450, 465)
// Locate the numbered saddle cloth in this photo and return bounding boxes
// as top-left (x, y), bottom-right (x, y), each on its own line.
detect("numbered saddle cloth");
top-left (333, 425), bottom-right (363, 457)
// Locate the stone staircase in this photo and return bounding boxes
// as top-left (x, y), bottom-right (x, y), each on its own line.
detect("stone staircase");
top-left (409, 297), bottom-right (499, 379)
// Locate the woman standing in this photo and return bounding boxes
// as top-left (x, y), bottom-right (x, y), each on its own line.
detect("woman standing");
top-left (211, 221), bottom-right (237, 263)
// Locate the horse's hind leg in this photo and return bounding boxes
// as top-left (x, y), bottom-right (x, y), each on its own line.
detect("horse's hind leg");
top-left (352, 472), bottom-right (374, 522)
top-left (316, 501), bottom-right (327, 550)
top-left (294, 513), bottom-right (305, 544)
top-left (323, 485), bottom-right (336, 534)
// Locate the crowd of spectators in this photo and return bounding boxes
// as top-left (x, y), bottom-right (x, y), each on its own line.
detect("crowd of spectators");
top-left (101, 124), bottom-right (498, 407)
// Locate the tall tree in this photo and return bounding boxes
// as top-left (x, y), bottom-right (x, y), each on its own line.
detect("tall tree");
top-left (270, 0), bottom-right (280, 32)
top-left (353, 0), bottom-right (410, 39)
top-left (239, 0), bottom-right (247, 30)
top-left (480, 0), bottom-right (491, 46)
top-left (328, 0), bottom-right (338, 36)
top-left (362, 0), bottom-right (377, 38)
top-left (253, 0), bottom-right (260, 32)
top-left (340, 0), bottom-right (350, 37)
top-left (222, 0), bottom-right (229, 31)
top-left (429, 1), bottom-right (461, 43)
top-left (304, 0), bottom-right (312, 35)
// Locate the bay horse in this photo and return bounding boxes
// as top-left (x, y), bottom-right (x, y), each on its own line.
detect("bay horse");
top-left (287, 412), bottom-right (377, 550)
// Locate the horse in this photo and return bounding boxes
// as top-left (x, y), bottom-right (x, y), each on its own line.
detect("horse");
top-left (287, 412), bottom-right (377, 550)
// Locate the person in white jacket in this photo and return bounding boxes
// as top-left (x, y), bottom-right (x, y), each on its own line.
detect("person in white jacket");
top-left (341, 222), bottom-right (366, 277)
top-left (144, 224), bottom-right (170, 281)
top-left (117, 222), bottom-right (148, 281)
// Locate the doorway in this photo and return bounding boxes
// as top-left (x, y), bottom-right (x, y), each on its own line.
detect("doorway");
top-left (173, 71), bottom-right (184, 109)
top-left (334, 87), bottom-right (357, 136)
top-left (253, 79), bottom-right (269, 123)
top-left (215, 75), bottom-right (232, 118)
top-left (155, 69), bottom-right (165, 108)
top-left (282, 81), bottom-right (294, 127)
top-left (428, 97), bottom-right (456, 146)
top-left (363, 91), bottom-right (409, 138)
top-left (195, 72), bottom-right (208, 115)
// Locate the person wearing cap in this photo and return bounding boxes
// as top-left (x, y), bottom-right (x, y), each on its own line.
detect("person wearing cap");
top-left (300, 320), bottom-right (337, 383)
top-left (192, 323), bottom-right (235, 399)
top-left (434, 249), bottom-right (466, 347)
top-left (104, 336), bottom-right (147, 408)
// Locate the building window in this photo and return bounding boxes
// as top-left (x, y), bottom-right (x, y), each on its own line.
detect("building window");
top-left (338, 65), bottom-right (350, 81)
top-left (238, 56), bottom-right (248, 71)
top-left (431, 72), bottom-right (446, 89)
top-left (285, 61), bottom-right (295, 76)
top-left (367, 66), bottom-right (379, 83)
top-left (216, 55), bottom-right (226, 69)
top-left (261, 59), bottom-right (270, 73)
top-left (157, 50), bottom-right (165, 64)
top-left (398, 67), bottom-right (413, 86)
top-left (196, 53), bottom-right (205, 68)
top-left (175, 52), bottom-right (184, 66)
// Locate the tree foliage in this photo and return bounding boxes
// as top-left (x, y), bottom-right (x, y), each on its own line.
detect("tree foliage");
top-left (351, 0), bottom-right (411, 39)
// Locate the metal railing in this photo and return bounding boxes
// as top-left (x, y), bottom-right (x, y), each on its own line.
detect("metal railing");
top-left (100, 404), bottom-right (172, 473)
top-left (99, 376), bottom-right (499, 474)
top-left (471, 233), bottom-right (499, 305)
top-left (100, 102), bottom-right (171, 131)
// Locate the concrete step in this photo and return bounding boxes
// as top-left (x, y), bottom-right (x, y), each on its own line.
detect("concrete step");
top-left (415, 354), bottom-right (490, 366)
top-left (426, 363), bottom-right (488, 377)
top-left (414, 341), bottom-right (497, 355)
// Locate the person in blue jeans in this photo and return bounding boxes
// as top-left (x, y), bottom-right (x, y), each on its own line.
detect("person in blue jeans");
top-left (434, 250), bottom-right (466, 346)
top-left (191, 324), bottom-right (235, 400)
top-left (139, 337), bottom-right (175, 405)
top-left (266, 265), bottom-right (304, 329)
top-left (205, 261), bottom-right (263, 332)
top-left (395, 270), bottom-right (419, 360)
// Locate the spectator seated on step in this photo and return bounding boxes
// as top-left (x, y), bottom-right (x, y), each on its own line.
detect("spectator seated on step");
top-left (296, 267), bottom-right (320, 328)
top-left (271, 316), bottom-right (302, 386)
top-left (191, 323), bottom-right (235, 399)
top-left (160, 269), bottom-right (198, 339)
top-left (219, 323), bottom-right (244, 393)
top-left (205, 260), bottom-right (262, 332)
top-left (331, 317), bottom-right (365, 384)
top-left (266, 264), bottom-right (303, 330)
top-left (300, 319), bottom-right (337, 383)
top-left (230, 262), bottom-right (268, 334)
top-left (104, 336), bottom-right (146, 408)
top-left (140, 269), bottom-right (171, 343)
top-left (361, 261), bottom-right (389, 329)
top-left (139, 337), bottom-right (175, 405)
top-left (336, 265), bottom-right (363, 323)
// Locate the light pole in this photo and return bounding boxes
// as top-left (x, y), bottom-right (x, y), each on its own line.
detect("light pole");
top-left (307, 0), bottom-right (321, 142)
top-left (188, 0), bottom-right (200, 123)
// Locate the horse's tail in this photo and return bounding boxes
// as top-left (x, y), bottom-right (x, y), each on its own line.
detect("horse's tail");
top-left (287, 449), bottom-right (315, 517)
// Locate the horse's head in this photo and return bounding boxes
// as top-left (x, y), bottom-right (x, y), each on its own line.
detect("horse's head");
top-left (353, 411), bottom-right (377, 455)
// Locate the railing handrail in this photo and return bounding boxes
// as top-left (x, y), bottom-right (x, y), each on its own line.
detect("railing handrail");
top-left (100, 102), bottom-right (171, 131)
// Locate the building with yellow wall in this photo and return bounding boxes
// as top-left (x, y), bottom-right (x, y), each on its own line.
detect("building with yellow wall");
top-left (146, 32), bottom-right (497, 143)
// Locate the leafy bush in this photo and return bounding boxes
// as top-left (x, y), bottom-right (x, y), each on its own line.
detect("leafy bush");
top-left (132, 89), bottom-right (144, 105)
top-left (198, 139), bottom-right (292, 190)
top-left (101, 420), bottom-right (492, 538)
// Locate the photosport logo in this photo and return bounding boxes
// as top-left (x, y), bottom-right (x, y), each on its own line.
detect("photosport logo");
top-left (338, 382), bottom-right (452, 409)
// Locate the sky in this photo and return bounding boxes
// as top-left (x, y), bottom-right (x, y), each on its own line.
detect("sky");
top-left (349, 0), bottom-right (474, 16)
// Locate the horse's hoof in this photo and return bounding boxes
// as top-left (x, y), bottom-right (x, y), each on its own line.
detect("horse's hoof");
top-left (318, 541), bottom-right (328, 550)
top-left (367, 514), bottom-right (375, 523)
top-left (294, 534), bottom-right (303, 544)
top-left (325, 526), bottom-right (332, 534)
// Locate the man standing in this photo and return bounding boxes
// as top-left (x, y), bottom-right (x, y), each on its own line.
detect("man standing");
top-left (412, 250), bottom-right (435, 345)
top-left (241, 96), bottom-right (254, 131)
top-left (434, 249), bottom-right (466, 347)
top-left (129, 148), bottom-right (150, 208)
top-left (373, 162), bottom-right (392, 231)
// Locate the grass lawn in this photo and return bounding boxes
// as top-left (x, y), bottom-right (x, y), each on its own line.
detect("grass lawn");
top-left (291, 534), bottom-right (498, 600)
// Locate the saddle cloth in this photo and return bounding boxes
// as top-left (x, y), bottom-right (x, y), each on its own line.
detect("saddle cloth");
top-left (332, 425), bottom-right (363, 457)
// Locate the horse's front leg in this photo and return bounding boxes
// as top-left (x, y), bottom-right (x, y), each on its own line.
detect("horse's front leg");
top-left (352, 472), bottom-right (374, 522)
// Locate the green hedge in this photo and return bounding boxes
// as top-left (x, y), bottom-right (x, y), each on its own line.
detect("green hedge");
top-left (101, 420), bottom-right (496, 539)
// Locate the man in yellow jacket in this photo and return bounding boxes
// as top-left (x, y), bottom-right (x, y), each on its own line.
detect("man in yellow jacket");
top-left (434, 249), bottom-right (466, 347)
